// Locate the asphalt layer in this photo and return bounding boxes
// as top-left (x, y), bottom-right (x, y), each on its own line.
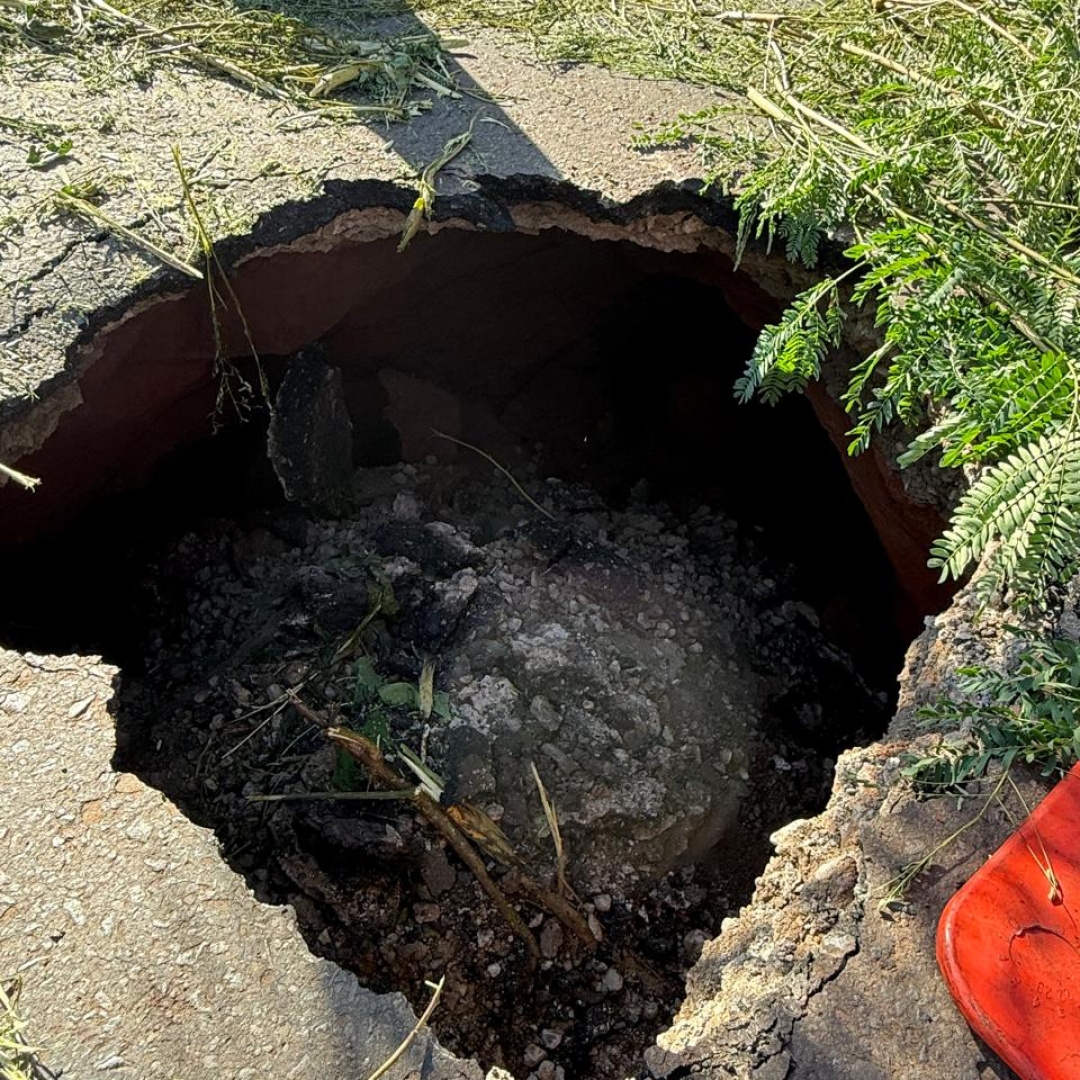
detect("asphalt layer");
top-left (0, 19), bottom-right (719, 441)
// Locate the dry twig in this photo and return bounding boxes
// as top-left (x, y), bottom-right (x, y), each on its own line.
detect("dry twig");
top-left (431, 429), bottom-right (554, 520)
top-left (324, 722), bottom-right (540, 958)
top-left (365, 975), bottom-right (445, 1080)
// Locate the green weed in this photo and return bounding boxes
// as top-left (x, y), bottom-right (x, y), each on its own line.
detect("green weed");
top-left (0, 979), bottom-right (46, 1080)
top-left (907, 634), bottom-right (1080, 792)
top-left (1, 0), bottom-right (452, 118)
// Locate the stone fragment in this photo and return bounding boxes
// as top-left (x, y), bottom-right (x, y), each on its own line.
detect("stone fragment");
top-left (539, 920), bottom-right (564, 960)
top-left (267, 345), bottom-right (354, 507)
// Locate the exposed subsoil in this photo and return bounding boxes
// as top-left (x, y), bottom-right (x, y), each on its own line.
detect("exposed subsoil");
top-left (0, 229), bottom-right (923, 1079)
top-left (97, 449), bottom-right (890, 1080)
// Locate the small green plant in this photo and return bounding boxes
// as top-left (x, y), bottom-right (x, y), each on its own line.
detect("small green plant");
top-left (906, 635), bottom-right (1080, 792)
top-left (333, 654), bottom-right (451, 792)
top-left (878, 763), bottom-right (1012, 913)
top-left (397, 125), bottom-right (475, 252)
top-left (349, 655), bottom-right (452, 721)
top-left (0, 978), bottom-right (46, 1080)
top-left (331, 742), bottom-right (364, 791)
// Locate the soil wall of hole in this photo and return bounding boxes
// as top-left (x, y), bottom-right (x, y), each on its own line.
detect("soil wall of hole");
top-left (1, 202), bottom-right (949, 639)
top-left (0, 196), bottom-right (960, 1079)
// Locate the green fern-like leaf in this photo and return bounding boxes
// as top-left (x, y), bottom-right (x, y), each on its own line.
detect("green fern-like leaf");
top-left (929, 427), bottom-right (1080, 601)
top-left (532, 0), bottom-right (1080, 607)
top-left (734, 278), bottom-right (843, 404)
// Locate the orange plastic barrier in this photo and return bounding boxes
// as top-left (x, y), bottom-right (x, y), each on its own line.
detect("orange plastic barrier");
top-left (937, 764), bottom-right (1080, 1080)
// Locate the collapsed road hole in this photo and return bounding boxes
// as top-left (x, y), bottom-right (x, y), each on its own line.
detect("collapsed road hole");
top-left (1, 215), bottom-right (942, 1079)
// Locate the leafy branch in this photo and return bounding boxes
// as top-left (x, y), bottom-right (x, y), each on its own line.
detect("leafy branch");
top-left (908, 634), bottom-right (1080, 791)
top-left (453, 0), bottom-right (1080, 607)
top-left (708, 0), bottom-right (1080, 607)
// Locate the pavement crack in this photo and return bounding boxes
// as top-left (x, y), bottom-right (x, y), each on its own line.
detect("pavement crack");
top-left (22, 232), bottom-right (89, 285)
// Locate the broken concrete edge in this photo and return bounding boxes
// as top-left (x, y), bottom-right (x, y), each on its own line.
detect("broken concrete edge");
top-left (0, 175), bottom-right (741, 439)
top-left (1, 163), bottom-right (885, 458)
top-left (654, 751), bottom-right (1027, 1080)
top-left (648, 581), bottom-right (1045, 1080)
top-left (0, 647), bottom-right (495, 1080)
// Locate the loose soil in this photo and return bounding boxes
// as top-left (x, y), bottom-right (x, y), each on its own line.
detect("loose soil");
top-left (110, 453), bottom-right (890, 1079)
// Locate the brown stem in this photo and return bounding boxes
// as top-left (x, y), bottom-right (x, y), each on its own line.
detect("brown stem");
top-left (506, 874), bottom-right (598, 948)
top-left (287, 690), bottom-right (333, 730)
top-left (325, 725), bottom-right (540, 958)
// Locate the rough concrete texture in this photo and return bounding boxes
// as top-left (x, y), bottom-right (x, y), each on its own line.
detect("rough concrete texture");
top-left (891, 567), bottom-right (1049, 739)
top-left (657, 734), bottom-right (1029, 1080)
top-left (0, 648), bottom-right (482, 1079)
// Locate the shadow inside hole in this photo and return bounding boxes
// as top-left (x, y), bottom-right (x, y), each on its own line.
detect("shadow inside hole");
top-left (0, 225), bottom-right (926, 1079)
top-left (3, 228), bottom-right (912, 677)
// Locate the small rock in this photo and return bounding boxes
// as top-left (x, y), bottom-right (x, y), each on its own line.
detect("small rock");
top-left (592, 893), bottom-right (612, 913)
top-left (393, 492), bottom-right (422, 521)
top-left (523, 1044), bottom-right (546, 1068)
top-left (602, 967), bottom-right (624, 993)
top-left (540, 1029), bottom-right (562, 1050)
top-left (683, 928), bottom-right (710, 963)
top-left (530, 695), bottom-right (562, 732)
top-left (539, 920), bottom-right (564, 959)
top-left (421, 849), bottom-right (456, 897)
top-left (67, 695), bottom-right (95, 718)
top-left (414, 903), bottom-right (441, 924)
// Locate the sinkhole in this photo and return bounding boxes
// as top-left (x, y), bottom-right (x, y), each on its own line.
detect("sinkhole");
top-left (0, 206), bottom-right (949, 1079)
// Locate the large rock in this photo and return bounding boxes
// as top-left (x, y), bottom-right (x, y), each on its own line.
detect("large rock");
top-left (268, 346), bottom-right (355, 507)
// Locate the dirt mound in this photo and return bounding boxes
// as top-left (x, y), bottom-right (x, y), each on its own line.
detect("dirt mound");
top-left (115, 458), bottom-right (887, 1077)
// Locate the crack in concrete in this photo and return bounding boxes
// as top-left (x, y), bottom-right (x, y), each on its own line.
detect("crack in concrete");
top-left (777, 937), bottom-right (862, 1079)
top-left (21, 232), bottom-right (89, 285)
top-left (0, 302), bottom-right (54, 344)
top-left (2, 230), bottom-right (95, 345)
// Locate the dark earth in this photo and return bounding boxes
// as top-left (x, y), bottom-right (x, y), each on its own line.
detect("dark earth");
top-left (98, 446), bottom-right (891, 1080)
